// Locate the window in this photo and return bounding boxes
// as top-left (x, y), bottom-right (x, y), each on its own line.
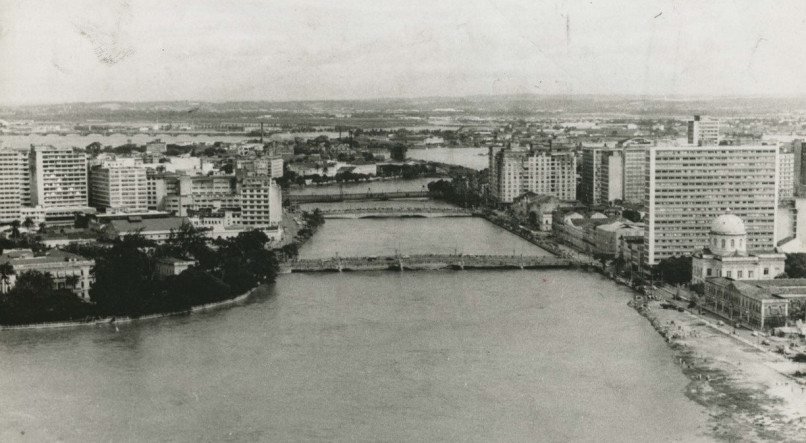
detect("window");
top-left (706, 268), bottom-right (712, 276)
top-left (721, 239), bottom-right (726, 248)
top-left (726, 270), bottom-right (732, 278)
top-left (737, 270), bottom-right (743, 278)
top-left (748, 270), bottom-right (754, 278)
top-left (731, 239), bottom-right (735, 247)
top-left (763, 268), bottom-right (769, 276)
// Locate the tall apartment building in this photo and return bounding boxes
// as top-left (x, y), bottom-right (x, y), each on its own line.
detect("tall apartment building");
top-left (89, 166), bottom-right (149, 213)
top-left (644, 145), bottom-right (778, 266)
top-left (778, 144), bottom-right (795, 200)
top-left (792, 140), bottom-right (806, 197)
top-left (580, 147), bottom-right (623, 205)
top-left (490, 147), bottom-right (576, 203)
top-left (0, 149), bottom-right (30, 222)
top-left (29, 145), bottom-right (88, 209)
top-left (238, 176), bottom-right (282, 228)
top-left (621, 145), bottom-right (648, 204)
top-left (687, 115), bottom-right (720, 146)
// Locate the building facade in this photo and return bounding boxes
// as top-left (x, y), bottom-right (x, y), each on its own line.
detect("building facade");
top-left (687, 115), bottom-right (720, 146)
top-left (621, 145), bottom-right (648, 204)
top-left (238, 176), bottom-right (282, 228)
top-left (581, 147), bottom-right (623, 205)
top-left (0, 148), bottom-right (30, 222)
top-left (778, 144), bottom-right (794, 200)
top-left (29, 145), bottom-right (88, 209)
top-left (89, 166), bottom-right (149, 213)
top-left (691, 214), bottom-right (785, 284)
top-left (0, 249), bottom-right (95, 299)
top-left (490, 147), bottom-right (576, 203)
top-left (644, 145), bottom-right (778, 266)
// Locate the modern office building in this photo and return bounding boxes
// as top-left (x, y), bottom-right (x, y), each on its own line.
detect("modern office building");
top-left (89, 166), bottom-right (149, 213)
top-left (687, 115), bottom-right (720, 146)
top-left (778, 144), bottom-right (795, 200)
top-left (238, 176), bottom-right (282, 228)
top-left (619, 141), bottom-right (650, 205)
top-left (29, 145), bottom-right (88, 209)
top-left (792, 140), bottom-right (806, 197)
top-left (0, 148), bottom-right (30, 222)
top-left (580, 147), bottom-right (623, 205)
top-left (644, 145), bottom-right (778, 266)
top-left (236, 156), bottom-right (284, 178)
top-left (490, 147), bottom-right (576, 203)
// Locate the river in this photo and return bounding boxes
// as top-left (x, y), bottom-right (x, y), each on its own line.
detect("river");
top-left (287, 177), bottom-right (438, 196)
top-left (0, 218), bottom-right (710, 442)
top-left (407, 147), bottom-right (489, 170)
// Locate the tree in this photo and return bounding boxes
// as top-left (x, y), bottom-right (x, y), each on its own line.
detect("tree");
top-left (654, 256), bottom-right (692, 285)
top-left (785, 253), bottom-right (806, 278)
top-left (0, 262), bottom-right (15, 289)
top-left (622, 209), bottom-right (642, 223)
top-left (38, 222), bottom-right (47, 234)
top-left (22, 217), bottom-right (34, 230)
top-left (390, 143), bottom-right (408, 162)
top-left (9, 220), bottom-right (20, 238)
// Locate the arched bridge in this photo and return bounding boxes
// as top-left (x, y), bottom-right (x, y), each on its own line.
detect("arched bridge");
top-left (284, 254), bottom-right (577, 273)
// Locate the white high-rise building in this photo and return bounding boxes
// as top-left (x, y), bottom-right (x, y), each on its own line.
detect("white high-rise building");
top-left (89, 166), bottom-right (149, 213)
top-left (238, 176), bottom-right (282, 228)
top-left (490, 148), bottom-right (576, 203)
top-left (687, 115), bottom-right (720, 146)
top-left (0, 148), bottom-right (30, 222)
top-left (778, 144), bottom-right (795, 200)
top-left (644, 145), bottom-right (778, 266)
top-left (621, 144), bottom-right (648, 204)
top-left (29, 145), bottom-right (88, 209)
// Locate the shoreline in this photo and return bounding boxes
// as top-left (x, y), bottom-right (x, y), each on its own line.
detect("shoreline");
top-left (0, 286), bottom-right (261, 332)
top-left (631, 298), bottom-right (806, 441)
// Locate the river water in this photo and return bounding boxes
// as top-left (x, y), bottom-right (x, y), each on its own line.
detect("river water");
top-left (0, 218), bottom-right (709, 442)
top-left (407, 147), bottom-right (489, 170)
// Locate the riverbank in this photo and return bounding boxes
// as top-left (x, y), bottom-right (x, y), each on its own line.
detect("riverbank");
top-left (0, 286), bottom-right (262, 332)
top-left (632, 298), bottom-right (806, 441)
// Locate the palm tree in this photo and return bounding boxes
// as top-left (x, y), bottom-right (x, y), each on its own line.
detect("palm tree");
top-left (0, 262), bottom-right (15, 292)
top-left (9, 220), bottom-right (20, 238)
top-left (38, 222), bottom-right (47, 234)
top-left (22, 217), bottom-right (34, 230)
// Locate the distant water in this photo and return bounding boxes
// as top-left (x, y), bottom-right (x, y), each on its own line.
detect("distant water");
top-left (0, 217), bottom-right (709, 442)
top-left (299, 218), bottom-right (553, 258)
top-left (408, 147), bottom-right (489, 170)
top-left (288, 177), bottom-right (439, 196)
top-left (0, 133), bottom-right (252, 149)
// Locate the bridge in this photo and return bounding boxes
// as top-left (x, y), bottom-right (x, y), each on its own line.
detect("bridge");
top-left (284, 254), bottom-right (577, 273)
top-left (315, 206), bottom-right (472, 219)
top-left (288, 191), bottom-right (430, 203)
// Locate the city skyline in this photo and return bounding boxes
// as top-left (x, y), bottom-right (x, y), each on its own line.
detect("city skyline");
top-left (3, 0), bottom-right (806, 105)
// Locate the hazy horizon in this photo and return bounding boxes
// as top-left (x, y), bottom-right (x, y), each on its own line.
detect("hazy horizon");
top-left (3, 0), bottom-right (806, 105)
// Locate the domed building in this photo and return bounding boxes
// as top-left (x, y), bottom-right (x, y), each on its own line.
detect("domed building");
top-left (691, 214), bottom-right (785, 284)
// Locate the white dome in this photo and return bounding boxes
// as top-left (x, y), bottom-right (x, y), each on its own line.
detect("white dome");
top-left (710, 214), bottom-right (746, 236)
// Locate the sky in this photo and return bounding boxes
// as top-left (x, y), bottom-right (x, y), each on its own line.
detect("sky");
top-left (1, 0), bottom-right (806, 104)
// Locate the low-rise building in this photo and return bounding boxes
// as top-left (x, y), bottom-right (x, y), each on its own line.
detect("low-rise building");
top-left (702, 278), bottom-right (790, 330)
top-left (0, 249), bottom-right (94, 299)
top-left (155, 257), bottom-right (197, 279)
top-left (691, 214), bottom-right (785, 284)
top-left (103, 216), bottom-right (190, 243)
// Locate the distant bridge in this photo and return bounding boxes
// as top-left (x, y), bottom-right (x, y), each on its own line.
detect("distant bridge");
top-left (288, 191), bottom-right (430, 203)
top-left (284, 254), bottom-right (577, 273)
top-left (316, 206), bottom-right (472, 219)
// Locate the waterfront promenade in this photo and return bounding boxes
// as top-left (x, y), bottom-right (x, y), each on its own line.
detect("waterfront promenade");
top-left (286, 254), bottom-right (576, 273)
